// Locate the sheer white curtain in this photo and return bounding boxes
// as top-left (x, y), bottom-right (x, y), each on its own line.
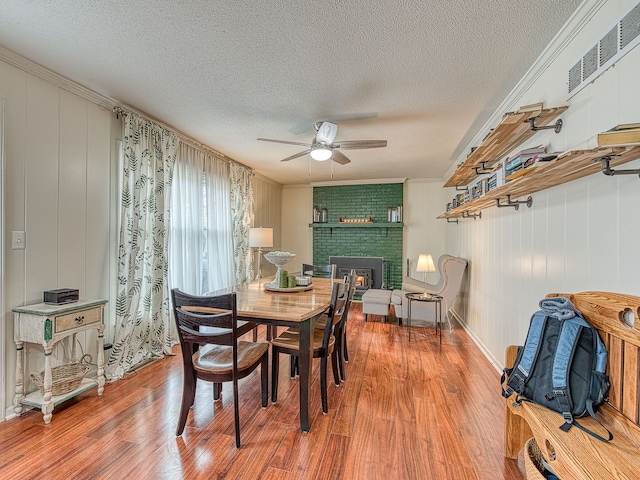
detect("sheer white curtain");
top-left (169, 143), bottom-right (235, 294)
top-left (203, 156), bottom-right (235, 290)
top-left (169, 144), bottom-right (206, 294)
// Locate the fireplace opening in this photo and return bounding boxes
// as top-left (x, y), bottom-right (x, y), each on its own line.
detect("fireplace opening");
top-left (337, 267), bottom-right (372, 295)
top-left (329, 256), bottom-right (384, 294)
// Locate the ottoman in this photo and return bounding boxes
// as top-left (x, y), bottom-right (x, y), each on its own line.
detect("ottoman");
top-left (361, 289), bottom-right (392, 323)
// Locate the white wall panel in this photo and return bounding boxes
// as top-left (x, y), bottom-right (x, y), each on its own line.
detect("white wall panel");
top-left (25, 75), bottom-right (59, 302)
top-left (405, 179), bottom-right (445, 283)
top-left (588, 173), bottom-right (619, 289)
top-left (281, 185), bottom-right (312, 266)
top-left (252, 174), bottom-right (282, 277)
top-left (58, 89), bottom-right (88, 290)
top-left (617, 160), bottom-right (640, 292)
top-left (619, 44), bottom-right (640, 123)
top-left (86, 103), bottom-right (112, 301)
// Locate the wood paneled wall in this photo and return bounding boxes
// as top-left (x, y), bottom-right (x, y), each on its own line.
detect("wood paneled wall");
top-left (252, 174), bottom-right (283, 277)
top-left (1, 60), bottom-right (116, 419)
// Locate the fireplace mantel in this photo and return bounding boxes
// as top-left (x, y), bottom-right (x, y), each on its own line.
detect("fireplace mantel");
top-left (309, 223), bottom-right (403, 228)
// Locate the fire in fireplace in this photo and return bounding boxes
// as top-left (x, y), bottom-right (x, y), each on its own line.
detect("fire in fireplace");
top-left (329, 256), bottom-right (384, 294)
top-left (337, 267), bottom-right (372, 294)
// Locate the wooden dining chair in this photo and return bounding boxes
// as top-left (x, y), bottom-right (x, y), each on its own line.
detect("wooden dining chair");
top-left (335, 273), bottom-right (357, 382)
top-left (265, 263), bottom-right (337, 343)
top-left (171, 288), bottom-right (269, 448)
top-left (301, 263), bottom-right (337, 279)
top-left (287, 274), bottom-right (356, 381)
top-left (271, 281), bottom-right (348, 414)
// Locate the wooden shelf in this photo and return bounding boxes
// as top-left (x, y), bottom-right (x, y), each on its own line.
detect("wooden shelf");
top-left (20, 378), bottom-right (98, 409)
top-left (444, 104), bottom-right (568, 187)
top-left (439, 145), bottom-right (640, 219)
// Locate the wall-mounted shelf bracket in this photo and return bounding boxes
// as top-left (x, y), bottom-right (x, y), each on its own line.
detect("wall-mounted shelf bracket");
top-left (596, 155), bottom-right (640, 178)
top-left (496, 195), bottom-right (533, 210)
top-left (446, 218), bottom-right (459, 223)
top-left (461, 211), bottom-right (481, 220)
top-left (524, 117), bottom-right (563, 134)
top-left (455, 186), bottom-right (468, 191)
top-left (474, 161), bottom-right (492, 175)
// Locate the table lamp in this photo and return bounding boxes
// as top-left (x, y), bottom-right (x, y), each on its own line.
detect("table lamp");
top-left (249, 227), bottom-right (273, 281)
top-left (416, 253), bottom-right (436, 298)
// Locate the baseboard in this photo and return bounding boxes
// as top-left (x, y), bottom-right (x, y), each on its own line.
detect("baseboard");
top-left (451, 309), bottom-right (504, 375)
top-left (4, 406), bottom-right (14, 421)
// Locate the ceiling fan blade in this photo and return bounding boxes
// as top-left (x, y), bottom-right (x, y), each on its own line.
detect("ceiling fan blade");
top-left (331, 150), bottom-right (351, 165)
top-left (257, 138), bottom-right (312, 147)
top-left (280, 149), bottom-right (312, 162)
top-left (333, 140), bottom-right (387, 149)
top-left (289, 112), bottom-right (378, 135)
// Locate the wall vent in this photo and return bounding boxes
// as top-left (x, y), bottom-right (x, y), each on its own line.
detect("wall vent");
top-left (568, 1), bottom-right (640, 98)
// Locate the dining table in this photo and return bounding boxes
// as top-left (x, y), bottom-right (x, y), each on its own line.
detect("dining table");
top-left (208, 275), bottom-right (337, 432)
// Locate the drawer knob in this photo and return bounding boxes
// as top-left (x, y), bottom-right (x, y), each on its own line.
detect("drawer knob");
top-left (75, 316), bottom-right (85, 324)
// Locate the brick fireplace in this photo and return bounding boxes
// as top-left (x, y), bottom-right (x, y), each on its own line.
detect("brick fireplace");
top-left (311, 183), bottom-right (403, 289)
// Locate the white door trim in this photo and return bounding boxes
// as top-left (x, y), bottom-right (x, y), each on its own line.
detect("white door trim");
top-left (0, 97), bottom-right (6, 420)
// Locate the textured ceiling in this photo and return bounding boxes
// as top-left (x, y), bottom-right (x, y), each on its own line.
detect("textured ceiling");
top-left (0, 1), bottom-right (582, 185)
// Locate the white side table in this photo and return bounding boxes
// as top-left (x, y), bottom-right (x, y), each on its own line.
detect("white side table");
top-left (13, 299), bottom-right (107, 423)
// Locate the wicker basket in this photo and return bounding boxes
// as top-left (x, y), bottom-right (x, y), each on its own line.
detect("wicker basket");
top-left (30, 354), bottom-right (92, 396)
top-left (524, 437), bottom-right (547, 480)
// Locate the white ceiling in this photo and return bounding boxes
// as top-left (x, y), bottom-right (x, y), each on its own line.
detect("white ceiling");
top-left (0, 1), bottom-right (582, 185)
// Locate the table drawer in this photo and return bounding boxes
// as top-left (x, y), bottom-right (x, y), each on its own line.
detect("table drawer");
top-left (55, 307), bottom-right (102, 333)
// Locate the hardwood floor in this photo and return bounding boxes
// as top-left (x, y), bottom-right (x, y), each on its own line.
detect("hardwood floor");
top-left (0, 303), bottom-right (526, 479)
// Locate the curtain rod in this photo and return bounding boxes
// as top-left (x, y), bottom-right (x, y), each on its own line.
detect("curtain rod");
top-left (112, 105), bottom-right (251, 172)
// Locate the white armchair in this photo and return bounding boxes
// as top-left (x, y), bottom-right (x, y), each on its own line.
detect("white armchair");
top-left (391, 254), bottom-right (467, 324)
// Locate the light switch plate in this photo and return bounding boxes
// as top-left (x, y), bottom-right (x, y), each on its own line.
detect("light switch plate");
top-left (12, 231), bottom-right (26, 250)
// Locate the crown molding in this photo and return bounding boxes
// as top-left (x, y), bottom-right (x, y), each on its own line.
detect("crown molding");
top-left (0, 46), bottom-right (117, 109)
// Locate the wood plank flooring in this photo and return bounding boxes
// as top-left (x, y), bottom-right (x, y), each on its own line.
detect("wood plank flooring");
top-left (0, 303), bottom-right (527, 479)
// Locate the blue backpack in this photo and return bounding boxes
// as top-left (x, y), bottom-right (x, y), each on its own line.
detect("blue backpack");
top-left (501, 297), bottom-right (612, 442)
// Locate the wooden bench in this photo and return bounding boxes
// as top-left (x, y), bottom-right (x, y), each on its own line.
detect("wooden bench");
top-left (504, 291), bottom-right (640, 480)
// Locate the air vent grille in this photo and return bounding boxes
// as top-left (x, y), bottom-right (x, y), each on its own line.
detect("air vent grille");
top-left (583, 45), bottom-right (598, 79)
top-left (621, 3), bottom-right (640, 49)
top-left (568, 1), bottom-right (640, 98)
top-left (599, 27), bottom-right (617, 66)
top-left (569, 61), bottom-right (582, 93)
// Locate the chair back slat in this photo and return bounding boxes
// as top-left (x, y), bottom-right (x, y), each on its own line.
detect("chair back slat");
top-left (321, 281), bottom-right (348, 349)
top-left (171, 288), bottom-right (239, 354)
top-left (339, 273), bottom-right (357, 327)
top-left (174, 308), bottom-right (235, 346)
top-left (302, 263), bottom-right (337, 278)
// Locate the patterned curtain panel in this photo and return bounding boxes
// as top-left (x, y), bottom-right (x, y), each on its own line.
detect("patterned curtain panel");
top-left (106, 113), bottom-right (179, 380)
top-left (230, 162), bottom-right (254, 284)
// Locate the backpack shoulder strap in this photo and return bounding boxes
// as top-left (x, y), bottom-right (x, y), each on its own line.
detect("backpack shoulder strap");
top-left (502, 312), bottom-right (547, 398)
top-left (552, 312), bottom-right (612, 442)
top-left (516, 311), bottom-right (547, 379)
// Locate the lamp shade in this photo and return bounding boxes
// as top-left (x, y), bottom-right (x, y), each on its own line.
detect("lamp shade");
top-left (249, 227), bottom-right (273, 248)
top-left (416, 253), bottom-right (435, 273)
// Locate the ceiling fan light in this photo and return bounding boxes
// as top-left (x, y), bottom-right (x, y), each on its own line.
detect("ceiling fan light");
top-left (310, 146), bottom-right (332, 161)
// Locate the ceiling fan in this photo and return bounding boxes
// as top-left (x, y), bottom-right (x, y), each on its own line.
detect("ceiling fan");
top-left (257, 121), bottom-right (387, 164)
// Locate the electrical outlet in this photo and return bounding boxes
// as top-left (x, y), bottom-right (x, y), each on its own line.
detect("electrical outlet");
top-left (12, 231), bottom-right (26, 250)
